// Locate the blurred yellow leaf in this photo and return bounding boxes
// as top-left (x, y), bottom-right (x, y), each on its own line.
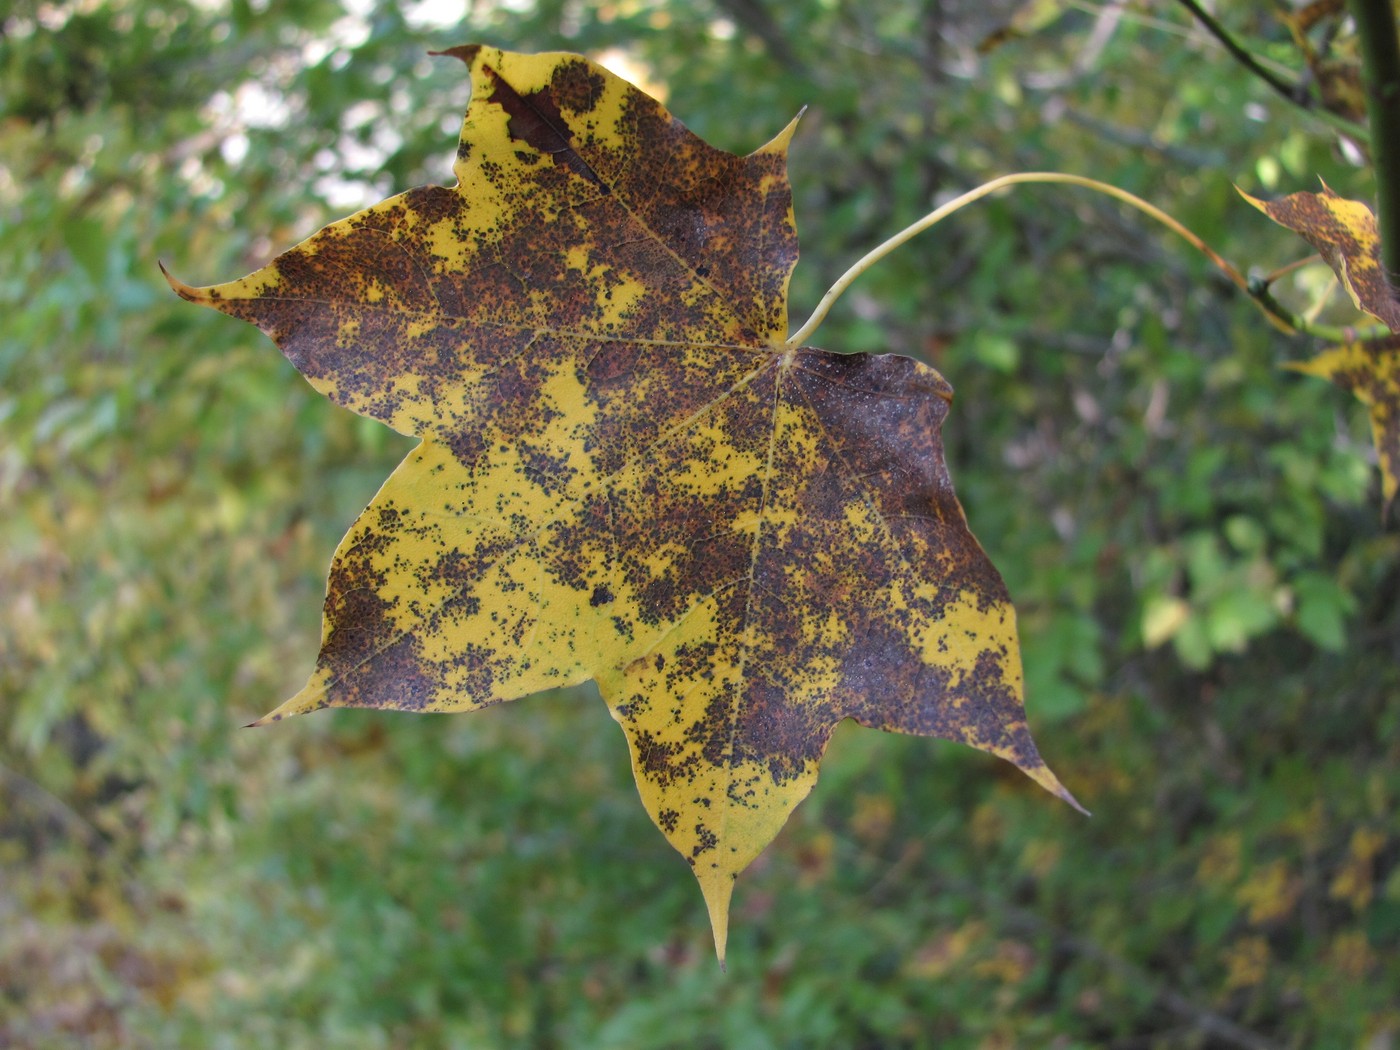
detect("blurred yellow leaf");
top-left (1142, 594), bottom-right (1190, 649)
top-left (977, 0), bottom-right (1069, 54)
top-left (1327, 929), bottom-right (1376, 978)
top-left (1329, 827), bottom-right (1386, 911)
top-left (1222, 935), bottom-right (1270, 992)
top-left (906, 921), bottom-right (988, 980)
top-left (1288, 334), bottom-right (1400, 513)
top-left (1235, 859), bottom-right (1300, 925)
top-left (1196, 830), bottom-right (1243, 887)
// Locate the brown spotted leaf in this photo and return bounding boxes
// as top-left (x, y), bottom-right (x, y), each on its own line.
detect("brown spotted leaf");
top-left (164, 45), bottom-right (1080, 961)
top-left (1289, 334), bottom-right (1400, 515)
top-left (1245, 185), bottom-right (1400, 513)
top-left (1243, 184), bottom-right (1400, 329)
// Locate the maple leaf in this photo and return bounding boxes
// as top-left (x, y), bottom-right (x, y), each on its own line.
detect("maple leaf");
top-left (164, 45), bottom-right (1081, 961)
top-left (1244, 185), bottom-right (1400, 514)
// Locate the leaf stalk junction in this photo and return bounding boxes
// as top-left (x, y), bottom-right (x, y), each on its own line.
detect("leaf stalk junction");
top-left (789, 172), bottom-right (1386, 350)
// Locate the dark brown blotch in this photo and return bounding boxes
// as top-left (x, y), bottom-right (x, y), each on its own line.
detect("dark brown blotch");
top-left (549, 60), bottom-right (606, 115)
top-left (632, 729), bottom-right (700, 787)
top-left (733, 678), bottom-right (830, 785)
top-left (407, 184), bottom-right (464, 225)
top-left (321, 631), bottom-right (440, 712)
top-left (482, 63), bottom-right (608, 192)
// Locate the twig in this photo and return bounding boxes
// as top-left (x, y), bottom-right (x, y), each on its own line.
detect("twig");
top-left (1351, 0), bottom-right (1400, 289)
top-left (1247, 277), bottom-right (1389, 342)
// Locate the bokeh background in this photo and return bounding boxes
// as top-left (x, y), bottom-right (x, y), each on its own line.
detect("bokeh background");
top-left (3, 1), bottom-right (1398, 1046)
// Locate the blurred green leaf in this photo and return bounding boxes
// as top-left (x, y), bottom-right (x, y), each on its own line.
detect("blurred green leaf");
top-left (1292, 570), bottom-right (1357, 650)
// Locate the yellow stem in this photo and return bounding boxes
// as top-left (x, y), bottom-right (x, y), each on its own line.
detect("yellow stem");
top-left (787, 172), bottom-right (1258, 349)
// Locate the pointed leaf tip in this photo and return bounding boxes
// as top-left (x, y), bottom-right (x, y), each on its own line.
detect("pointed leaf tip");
top-left (243, 681), bottom-right (329, 730)
top-left (696, 868), bottom-right (734, 967)
top-left (1022, 759), bottom-right (1090, 816)
top-left (158, 261), bottom-right (206, 305)
top-left (756, 108), bottom-right (805, 156)
top-left (427, 44), bottom-right (481, 66)
top-left (1055, 782), bottom-right (1091, 818)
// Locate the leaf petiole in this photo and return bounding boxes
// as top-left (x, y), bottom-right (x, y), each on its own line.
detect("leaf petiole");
top-left (788, 172), bottom-right (1251, 348)
top-left (787, 171), bottom-right (1374, 349)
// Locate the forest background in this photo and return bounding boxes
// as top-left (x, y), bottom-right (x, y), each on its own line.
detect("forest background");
top-left (2, 0), bottom-right (1398, 1046)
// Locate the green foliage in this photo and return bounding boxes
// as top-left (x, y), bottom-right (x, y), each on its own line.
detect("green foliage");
top-left (3, 0), bottom-right (1397, 1046)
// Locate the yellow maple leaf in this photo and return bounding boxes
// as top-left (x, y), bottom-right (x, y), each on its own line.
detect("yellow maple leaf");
top-left (164, 45), bottom-right (1080, 961)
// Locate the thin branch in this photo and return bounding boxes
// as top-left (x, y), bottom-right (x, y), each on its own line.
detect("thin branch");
top-left (1248, 277), bottom-right (1390, 343)
top-left (1351, 0), bottom-right (1400, 289)
top-left (1262, 253), bottom-right (1323, 284)
top-left (1173, 0), bottom-right (1301, 102)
